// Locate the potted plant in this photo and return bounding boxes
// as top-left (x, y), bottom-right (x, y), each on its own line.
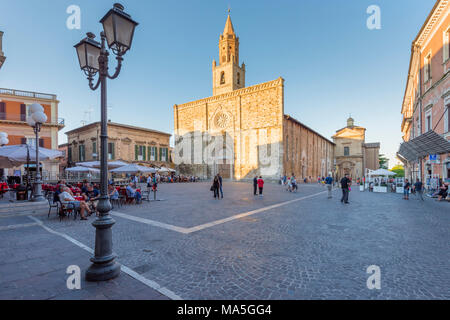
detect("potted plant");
top-left (359, 180), bottom-right (364, 191)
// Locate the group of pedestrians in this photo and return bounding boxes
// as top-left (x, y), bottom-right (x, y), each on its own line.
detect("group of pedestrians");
top-left (403, 178), bottom-right (424, 201)
top-left (211, 174), bottom-right (224, 199)
top-left (253, 176), bottom-right (265, 197)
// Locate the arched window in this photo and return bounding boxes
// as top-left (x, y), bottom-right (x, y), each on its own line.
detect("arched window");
top-left (237, 72), bottom-right (240, 85)
top-left (220, 71), bottom-right (225, 84)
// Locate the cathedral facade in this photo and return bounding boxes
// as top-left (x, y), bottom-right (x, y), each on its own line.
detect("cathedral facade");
top-left (173, 14), bottom-right (335, 181)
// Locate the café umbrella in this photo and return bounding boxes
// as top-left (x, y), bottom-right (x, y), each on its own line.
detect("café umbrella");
top-left (110, 164), bottom-right (156, 174)
top-left (65, 166), bottom-right (101, 173)
top-left (0, 144), bottom-right (63, 164)
top-left (76, 160), bottom-right (129, 169)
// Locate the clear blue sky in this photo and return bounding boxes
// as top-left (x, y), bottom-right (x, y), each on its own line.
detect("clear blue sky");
top-left (0, 0), bottom-right (437, 168)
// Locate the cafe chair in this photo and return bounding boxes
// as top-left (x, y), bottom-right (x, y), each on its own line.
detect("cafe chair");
top-left (47, 192), bottom-right (60, 219)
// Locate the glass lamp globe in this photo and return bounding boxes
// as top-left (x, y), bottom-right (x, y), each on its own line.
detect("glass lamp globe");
top-left (27, 117), bottom-right (36, 127)
top-left (31, 111), bottom-right (47, 124)
top-left (30, 103), bottom-right (44, 114)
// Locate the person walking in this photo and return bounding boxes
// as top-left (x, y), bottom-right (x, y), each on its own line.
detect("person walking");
top-left (257, 176), bottom-right (264, 197)
top-left (340, 174), bottom-right (351, 204)
top-left (403, 179), bottom-right (411, 200)
top-left (325, 174), bottom-right (333, 199)
top-left (212, 176), bottom-right (220, 200)
top-left (217, 174), bottom-right (223, 199)
top-left (413, 178), bottom-right (424, 201)
top-left (253, 176), bottom-right (258, 196)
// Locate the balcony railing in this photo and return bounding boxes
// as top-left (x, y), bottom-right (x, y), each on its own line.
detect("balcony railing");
top-left (0, 113), bottom-right (64, 126)
top-left (0, 88), bottom-right (57, 100)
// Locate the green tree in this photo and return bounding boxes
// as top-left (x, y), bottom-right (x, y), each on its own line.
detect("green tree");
top-left (390, 165), bottom-right (404, 177)
top-left (379, 154), bottom-right (389, 169)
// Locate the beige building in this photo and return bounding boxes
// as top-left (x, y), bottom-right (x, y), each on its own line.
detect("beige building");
top-left (65, 121), bottom-right (172, 168)
top-left (173, 14), bottom-right (335, 180)
top-left (333, 117), bottom-right (380, 180)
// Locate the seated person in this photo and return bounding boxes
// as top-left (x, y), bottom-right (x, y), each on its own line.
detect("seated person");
top-left (108, 184), bottom-right (119, 200)
top-left (81, 180), bottom-right (89, 195)
top-left (59, 187), bottom-right (91, 220)
top-left (54, 184), bottom-right (65, 203)
top-left (437, 183), bottom-right (449, 201)
top-left (290, 176), bottom-right (298, 191)
top-left (126, 183), bottom-right (142, 203)
top-left (85, 184), bottom-right (101, 213)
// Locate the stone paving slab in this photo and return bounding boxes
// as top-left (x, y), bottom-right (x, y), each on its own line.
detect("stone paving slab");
top-left (0, 218), bottom-right (170, 300)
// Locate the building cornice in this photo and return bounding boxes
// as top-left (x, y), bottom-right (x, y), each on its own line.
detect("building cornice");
top-left (174, 77), bottom-right (284, 110)
top-left (65, 121), bottom-right (171, 137)
top-left (414, 0), bottom-right (449, 48)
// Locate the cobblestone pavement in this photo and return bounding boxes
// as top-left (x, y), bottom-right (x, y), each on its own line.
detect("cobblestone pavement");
top-left (0, 181), bottom-right (449, 300)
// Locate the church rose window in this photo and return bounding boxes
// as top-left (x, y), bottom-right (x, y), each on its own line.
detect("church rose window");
top-left (215, 112), bottom-right (230, 129)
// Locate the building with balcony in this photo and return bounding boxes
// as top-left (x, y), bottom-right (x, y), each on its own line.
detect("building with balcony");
top-left (0, 88), bottom-right (64, 179)
top-left (400, 0), bottom-right (450, 182)
top-left (65, 121), bottom-right (172, 168)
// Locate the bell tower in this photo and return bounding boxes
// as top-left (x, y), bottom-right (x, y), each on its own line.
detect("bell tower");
top-left (213, 13), bottom-right (245, 96)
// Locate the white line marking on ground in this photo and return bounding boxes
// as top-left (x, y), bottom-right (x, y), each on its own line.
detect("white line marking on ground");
top-left (27, 216), bottom-right (182, 300)
top-left (110, 211), bottom-right (190, 234)
top-left (111, 190), bottom-right (328, 234)
top-left (0, 222), bottom-right (40, 231)
top-left (185, 191), bottom-right (328, 233)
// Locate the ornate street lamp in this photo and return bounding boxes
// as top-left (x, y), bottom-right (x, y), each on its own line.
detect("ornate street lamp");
top-left (74, 3), bottom-right (138, 282)
top-left (27, 103), bottom-right (47, 202)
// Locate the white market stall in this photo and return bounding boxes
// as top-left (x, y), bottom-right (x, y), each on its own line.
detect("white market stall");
top-left (368, 168), bottom-right (396, 193)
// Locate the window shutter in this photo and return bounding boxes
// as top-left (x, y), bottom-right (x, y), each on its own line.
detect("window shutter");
top-left (147, 146), bottom-right (150, 161)
top-left (159, 148), bottom-right (161, 161)
top-left (20, 104), bottom-right (26, 121)
top-left (155, 147), bottom-right (158, 162)
top-left (143, 146), bottom-right (146, 161)
top-left (444, 32), bottom-right (449, 62)
top-left (21, 138), bottom-right (26, 145)
top-left (0, 102), bottom-right (5, 120)
top-left (135, 145), bottom-right (138, 161)
top-left (39, 139), bottom-right (44, 148)
top-left (165, 148), bottom-right (168, 162)
top-left (112, 143), bottom-right (115, 160)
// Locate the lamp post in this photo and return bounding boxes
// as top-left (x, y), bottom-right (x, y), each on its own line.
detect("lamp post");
top-left (27, 103), bottom-right (47, 202)
top-left (74, 3), bottom-right (138, 282)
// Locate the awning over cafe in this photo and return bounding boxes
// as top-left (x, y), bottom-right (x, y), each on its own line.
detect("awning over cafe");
top-left (397, 130), bottom-right (450, 162)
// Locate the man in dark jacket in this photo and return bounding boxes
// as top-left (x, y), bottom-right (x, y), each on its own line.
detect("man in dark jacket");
top-left (340, 174), bottom-right (351, 204)
top-left (253, 176), bottom-right (258, 196)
